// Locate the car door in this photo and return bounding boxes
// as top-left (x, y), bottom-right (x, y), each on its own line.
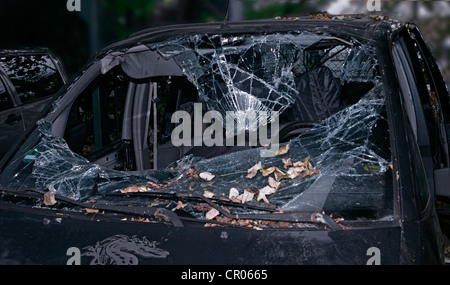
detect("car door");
top-left (392, 25), bottom-right (450, 201)
top-left (0, 75), bottom-right (25, 158)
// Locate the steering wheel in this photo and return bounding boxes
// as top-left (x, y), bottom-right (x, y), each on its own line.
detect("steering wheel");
top-left (278, 121), bottom-right (318, 143)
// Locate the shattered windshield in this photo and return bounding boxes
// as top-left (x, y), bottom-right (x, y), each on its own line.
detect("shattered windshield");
top-left (0, 31), bottom-right (393, 227)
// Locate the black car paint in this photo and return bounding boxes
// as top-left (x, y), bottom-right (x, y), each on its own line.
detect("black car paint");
top-left (0, 204), bottom-right (401, 265)
top-left (0, 16), bottom-right (448, 265)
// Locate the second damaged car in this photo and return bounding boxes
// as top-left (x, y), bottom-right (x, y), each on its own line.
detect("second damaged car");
top-left (0, 15), bottom-right (449, 265)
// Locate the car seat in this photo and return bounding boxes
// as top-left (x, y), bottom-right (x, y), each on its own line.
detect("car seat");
top-left (285, 66), bottom-right (344, 122)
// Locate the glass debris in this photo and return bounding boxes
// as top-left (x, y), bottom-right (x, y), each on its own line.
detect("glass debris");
top-left (153, 32), bottom-right (326, 132)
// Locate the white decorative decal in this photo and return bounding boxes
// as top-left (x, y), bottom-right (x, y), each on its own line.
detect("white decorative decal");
top-left (81, 235), bottom-right (169, 265)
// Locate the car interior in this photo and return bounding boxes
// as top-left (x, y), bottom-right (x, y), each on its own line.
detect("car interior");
top-left (62, 37), bottom-right (379, 174)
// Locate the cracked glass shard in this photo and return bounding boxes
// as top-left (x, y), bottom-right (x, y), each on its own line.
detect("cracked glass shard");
top-left (168, 84), bottom-right (391, 216)
top-left (2, 121), bottom-right (150, 200)
top-left (340, 44), bottom-right (379, 83)
top-left (153, 32), bottom-right (327, 132)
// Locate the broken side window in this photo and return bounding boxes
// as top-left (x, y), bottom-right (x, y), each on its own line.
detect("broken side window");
top-left (0, 54), bottom-right (65, 103)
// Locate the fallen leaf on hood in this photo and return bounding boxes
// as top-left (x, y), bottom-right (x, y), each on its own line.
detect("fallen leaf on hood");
top-left (275, 144), bottom-right (290, 156)
top-left (286, 167), bottom-right (304, 179)
top-left (246, 162), bottom-right (262, 179)
top-left (282, 158), bottom-right (292, 168)
top-left (175, 201), bottom-right (187, 210)
top-left (304, 155), bottom-right (311, 169)
top-left (229, 187), bottom-right (239, 199)
top-left (261, 166), bottom-right (285, 177)
top-left (304, 168), bottom-right (321, 177)
top-left (84, 208), bottom-right (99, 214)
top-left (185, 166), bottom-right (199, 178)
top-left (43, 191), bottom-right (57, 206)
top-left (215, 216), bottom-right (233, 224)
top-left (260, 166), bottom-right (276, 176)
top-left (147, 181), bottom-right (165, 189)
top-left (268, 176), bottom-right (281, 190)
top-left (199, 172), bottom-right (215, 181)
top-left (238, 188), bottom-right (255, 203)
top-left (292, 160), bottom-right (306, 168)
top-left (193, 203), bottom-right (211, 212)
top-left (206, 208), bottom-right (220, 220)
top-left (334, 217), bottom-right (345, 223)
top-left (203, 190), bottom-right (216, 199)
top-left (274, 170), bottom-right (287, 181)
top-left (257, 185), bottom-right (277, 203)
top-left (120, 185), bottom-right (150, 193)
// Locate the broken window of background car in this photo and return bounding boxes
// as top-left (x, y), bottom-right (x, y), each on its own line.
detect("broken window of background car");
top-left (0, 30), bottom-right (394, 225)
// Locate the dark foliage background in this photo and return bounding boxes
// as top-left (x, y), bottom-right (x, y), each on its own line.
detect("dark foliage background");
top-left (0, 0), bottom-right (448, 85)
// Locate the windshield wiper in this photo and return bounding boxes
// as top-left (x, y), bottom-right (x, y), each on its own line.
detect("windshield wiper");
top-left (0, 187), bottom-right (184, 227)
top-left (1, 187), bottom-right (340, 230)
top-left (106, 191), bottom-right (277, 212)
top-left (105, 191), bottom-right (341, 230)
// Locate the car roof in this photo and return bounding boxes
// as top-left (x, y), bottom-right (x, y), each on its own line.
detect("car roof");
top-left (101, 14), bottom-right (403, 55)
top-left (0, 47), bottom-right (55, 56)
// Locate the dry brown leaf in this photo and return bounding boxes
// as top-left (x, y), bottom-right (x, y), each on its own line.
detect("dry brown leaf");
top-left (246, 162), bottom-right (262, 179)
top-left (229, 187), bottom-right (239, 199)
top-left (268, 176), bottom-right (281, 190)
top-left (222, 206), bottom-right (231, 214)
top-left (193, 203), bottom-right (211, 212)
top-left (215, 216), bottom-right (233, 223)
top-left (199, 172), bottom-right (215, 181)
top-left (147, 181), bottom-right (165, 189)
top-left (282, 158), bottom-right (292, 168)
top-left (120, 185), bottom-right (140, 193)
top-left (292, 161), bottom-right (306, 168)
top-left (206, 208), bottom-right (220, 220)
top-left (238, 189), bottom-right (254, 203)
top-left (257, 185), bottom-right (277, 203)
top-left (175, 201), bottom-right (187, 210)
top-left (334, 217), bottom-right (345, 223)
top-left (43, 191), bottom-right (57, 206)
top-left (260, 166), bottom-right (276, 176)
top-left (286, 167), bottom-right (305, 179)
top-left (274, 171), bottom-right (287, 181)
top-left (261, 166), bottom-right (285, 177)
top-left (185, 166), bottom-right (199, 178)
top-left (203, 190), bottom-right (215, 198)
top-left (84, 208), bottom-right (99, 214)
top-left (304, 155), bottom-right (312, 169)
top-left (275, 144), bottom-right (290, 156)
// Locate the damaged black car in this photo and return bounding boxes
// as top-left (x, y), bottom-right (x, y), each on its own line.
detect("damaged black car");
top-left (0, 15), bottom-right (449, 265)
